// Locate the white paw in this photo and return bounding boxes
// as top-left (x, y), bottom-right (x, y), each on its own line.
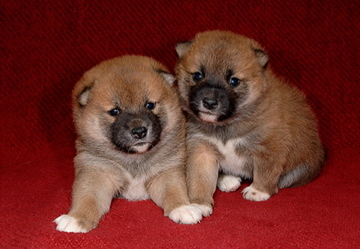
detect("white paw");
top-left (54, 214), bottom-right (87, 233)
top-left (242, 185), bottom-right (271, 201)
top-left (168, 205), bottom-right (203, 224)
top-left (217, 175), bottom-right (242, 192)
top-left (190, 203), bottom-right (213, 217)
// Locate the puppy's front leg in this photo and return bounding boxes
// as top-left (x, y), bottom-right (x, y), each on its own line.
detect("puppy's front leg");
top-left (147, 168), bottom-right (202, 224)
top-left (242, 155), bottom-right (283, 201)
top-left (54, 169), bottom-right (117, 233)
top-left (186, 142), bottom-right (219, 216)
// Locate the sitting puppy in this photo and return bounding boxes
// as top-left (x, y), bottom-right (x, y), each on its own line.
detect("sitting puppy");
top-left (54, 55), bottom-right (202, 233)
top-left (175, 30), bottom-right (325, 216)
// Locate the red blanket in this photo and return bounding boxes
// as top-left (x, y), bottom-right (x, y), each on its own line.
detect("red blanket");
top-left (1, 0), bottom-right (359, 248)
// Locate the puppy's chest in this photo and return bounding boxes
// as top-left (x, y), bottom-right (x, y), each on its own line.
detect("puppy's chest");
top-left (120, 176), bottom-right (150, 201)
top-left (210, 137), bottom-right (252, 177)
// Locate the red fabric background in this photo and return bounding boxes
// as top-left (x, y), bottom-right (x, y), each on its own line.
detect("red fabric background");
top-left (1, 0), bottom-right (359, 248)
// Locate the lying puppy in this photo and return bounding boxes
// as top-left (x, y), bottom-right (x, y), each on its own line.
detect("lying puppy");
top-left (175, 30), bottom-right (324, 216)
top-left (54, 55), bottom-right (202, 233)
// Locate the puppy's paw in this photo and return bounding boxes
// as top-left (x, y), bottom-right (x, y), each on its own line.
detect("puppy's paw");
top-left (168, 205), bottom-right (203, 224)
top-left (242, 185), bottom-right (271, 201)
top-left (217, 175), bottom-right (241, 192)
top-left (54, 214), bottom-right (88, 233)
top-left (190, 203), bottom-right (213, 217)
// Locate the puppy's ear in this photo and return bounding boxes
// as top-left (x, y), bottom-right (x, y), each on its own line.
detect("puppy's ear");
top-left (156, 70), bottom-right (176, 86)
top-left (254, 49), bottom-right (269, 69)
top-left (73, 73), bottom-right (95, 107)
top-left (78, 86), bottom-right (92, 106)
top-left (175, 41), bottom-right (192, 58)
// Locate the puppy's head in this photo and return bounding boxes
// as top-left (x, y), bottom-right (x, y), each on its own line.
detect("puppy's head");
top-left (73, 55), bottom-right (178, 155)
top-left (175, 30), bottom-right (269, 124)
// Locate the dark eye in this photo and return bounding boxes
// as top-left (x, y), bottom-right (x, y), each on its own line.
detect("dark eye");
top-left (108, 108), bottom-right (121, 116)
top-left (192, 72), bottom-right (203, 82)
top-left (145, 102), bottom-right (156, 110)
top-left (228, 77), bottom-right (241, 87)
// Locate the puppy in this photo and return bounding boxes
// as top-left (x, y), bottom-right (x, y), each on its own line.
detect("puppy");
top-left (54, 55), bottom-right (202, 233)
top-left (175, 30), bottom-right (324, 216)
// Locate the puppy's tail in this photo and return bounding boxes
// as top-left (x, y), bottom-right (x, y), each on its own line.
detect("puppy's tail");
top-left (278, 163), bottom-right (322, 189)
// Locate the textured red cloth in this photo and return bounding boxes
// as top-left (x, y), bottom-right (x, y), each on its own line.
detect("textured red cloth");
top-left (1, 0), bottom-right (359, 248)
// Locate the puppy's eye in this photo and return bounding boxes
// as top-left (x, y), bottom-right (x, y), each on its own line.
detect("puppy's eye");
top-left (145, 102), bottom-right (156, 110)
top-left (228, 77), bottom-right (241, 87)
top-left (192, 72), bottom-right (203, 82)
top-left (108, 108), bottom-right (121, 116)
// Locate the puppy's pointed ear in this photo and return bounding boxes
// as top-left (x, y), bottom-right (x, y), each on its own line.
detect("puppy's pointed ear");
top-left (254, 49), bottom-right (269, 69)
top-left (77, 86), bottom-right (92, 106)
top-left (72, 73), bottom-right (95, 107)
top-left (175, 41), bottom-right (192, 58)
top-left (156, 70), bottom-right (176, 86)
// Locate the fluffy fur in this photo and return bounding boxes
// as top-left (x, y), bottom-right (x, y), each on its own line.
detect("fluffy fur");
top-left (175, 30), bottom-right (324, 216)
top-left (54, 55), bottom-right (202, 233)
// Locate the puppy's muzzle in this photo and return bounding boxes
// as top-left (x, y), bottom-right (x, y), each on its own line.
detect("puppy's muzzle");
top-left (189, 84), bottom-right (236, 122)
top-left (110, 112), bottom-right (161, 153)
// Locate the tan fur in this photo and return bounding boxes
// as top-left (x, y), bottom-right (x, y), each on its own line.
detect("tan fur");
top-left (175, 31), bottom-right (324, 213)
top-left (186, 141), bottom-right (219, 209)
top-left (55, 56), bottom-right (202, 233)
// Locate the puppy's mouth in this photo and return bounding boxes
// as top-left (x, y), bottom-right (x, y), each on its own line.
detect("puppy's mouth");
top-left (198, 111), bottom-right (219, 123)
top-left (128, 142), bottom-right (153, 154)
top-left (113, 141), bottom-right (156, 154)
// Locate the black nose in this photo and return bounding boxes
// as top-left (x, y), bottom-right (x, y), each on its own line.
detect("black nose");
top-left (131, 126), bottom-right (147, 139)
top-left (203, 97), bottom-right (218, 110)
